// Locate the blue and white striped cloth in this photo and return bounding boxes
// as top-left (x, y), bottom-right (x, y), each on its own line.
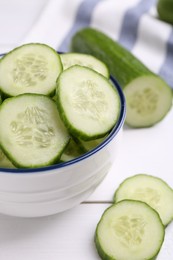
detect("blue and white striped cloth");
top-left (22, 0), bottom-right (173, 89)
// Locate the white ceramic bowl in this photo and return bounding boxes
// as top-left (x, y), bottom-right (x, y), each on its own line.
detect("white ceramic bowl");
top-left (0, 76), bottom-right (126, 217)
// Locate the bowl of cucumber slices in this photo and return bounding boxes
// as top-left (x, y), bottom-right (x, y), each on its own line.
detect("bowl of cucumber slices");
top-left (0, 43), bottom-right (125, 217)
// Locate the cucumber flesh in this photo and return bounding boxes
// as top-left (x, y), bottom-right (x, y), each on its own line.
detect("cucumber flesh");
top-left (60, 138), bottom-right (84, 162)
top-left (60, 53), bottom-right (109, 78)
top-left (0, 43), bottom-right (62, 97)
top-left (0, 94), bottom-right (70, 168)
top-left (75, 135), bottom-right (107, 152)
top-left (0, 149), bottom-right (16, 168)
top-left (114, 174), bottom-right (173, 226)
top-left (56, 65), bottom-right (121, 140)
top-left (71, 28), bottom-right (173, 127)
top-left (124, 75), bottom-right (173, 127)
top-left (95, 200), bottom-right (165, 260)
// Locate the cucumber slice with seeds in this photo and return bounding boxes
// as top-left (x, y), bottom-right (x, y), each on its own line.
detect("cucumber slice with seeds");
top-left (95, 200), bottom-right (165, 260)
top-left (56, 65), bottom-right (121, 140)
top-left (60, 53), bottom-right (109, 78)
top-left (114, 174), bottom-right (173, 226)
top-left (0, 43), bottom-right (62, 97)
top-left (71, 28), bottom-right (173, 127)
top-left (0, 94), bottom-right (70, 168)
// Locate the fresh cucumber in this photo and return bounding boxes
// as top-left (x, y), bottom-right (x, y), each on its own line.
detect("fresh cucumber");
top-left (95, 200), bottom-right (165, 260)
top-left (60, 138), bottom-right (84, 162)
top-left (0, 148), bottom-right (16, 168)
top-left (71, 28), bottom-right (173, 128)
top-left (0, 94), bottom-right (70, 168)
top-left (114, 174), bottom-right (173, 226)
top-left (75, 136), bottom-right (107, 152)
top-left (60, 53), bottom-right (109, 78)
top-left (0, 43), bottom-right (62, 97)
top-left (56, 65), bottom-right (121, 140)
top-left (157, 0), bottom-right (173, 25)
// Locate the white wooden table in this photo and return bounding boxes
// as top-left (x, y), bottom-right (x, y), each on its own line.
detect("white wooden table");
top-left (0, 1), bottom-right (173, 259)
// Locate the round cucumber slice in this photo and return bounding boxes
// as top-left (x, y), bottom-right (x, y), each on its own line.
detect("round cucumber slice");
top-left (95, 200), bottom-right (165, 260)
top-left (0, 43), bottom-right (63, 97)
top-left (60, 53), bottom-right (109, 78)
top-left (0, 94), bottom-right (70, 168)
top-left (124, 75), bottom-right (173, 127)
top-left (56, 65), bottom-right (121, 140)
top-left (114, 174), bottom-right (173, 226)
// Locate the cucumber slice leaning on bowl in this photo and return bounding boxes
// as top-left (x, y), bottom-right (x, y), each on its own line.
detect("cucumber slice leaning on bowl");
top-left (56, 65), bottom-right (121, 140)
top-left (0, 43), bottom-right (63, 97)
top-left (71, 28), bottom-right (173, 128)
top-left (95, 200), bottom-right (165, 260)
top-left (114, 174), bottom-right (173, 226)
top-left (0, 94), bottom-right (70, 168)
top-left (60, 52), bottom-right (109, 78)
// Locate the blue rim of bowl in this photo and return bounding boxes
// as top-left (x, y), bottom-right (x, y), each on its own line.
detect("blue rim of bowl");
top-left (0, 53), bottom-right (126, 174)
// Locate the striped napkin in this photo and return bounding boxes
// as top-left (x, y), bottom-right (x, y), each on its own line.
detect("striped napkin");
top-left (21, 0), bottom-right (173, 89)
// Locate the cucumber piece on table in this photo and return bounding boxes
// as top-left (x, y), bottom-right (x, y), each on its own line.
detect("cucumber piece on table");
top-left (157, 0), bottom-right (173, 25)
top-left (71, 28), bottom-right (172, 128)
top-left (60, 53), bottom-right (109, 78)
top-left (56, 65), bottom-right (121, 140)
top-left (0, 94), bottom-right (70, 168)
top-left (0, 43), bottom-right (62, 97)
top-left (114, 174), bottom-right (173, 226)
top-left (95, 200), bottom-right (165, 260)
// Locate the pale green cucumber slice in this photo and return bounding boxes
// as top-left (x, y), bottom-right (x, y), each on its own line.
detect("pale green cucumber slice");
top-left (0, 43), bottom-right (62, 97)
top-left (56, 65), bottom-right (121, 140)
top-left (124, 75), bottom-right (173, 127)
top-left (60, 138), bottom-right (84, 162)
top-left (95, 200), bottom-right (165, 260)
top-left (75, 136), bottom-right (107, 152)
top-left (114, 174), bottom-right (173, 226)
top-left (60, 53), bottom-right (109, 78)
top-left (0, 148), bottom-right (16, 168)
top-left (0, 94), bottom-right (70, 168)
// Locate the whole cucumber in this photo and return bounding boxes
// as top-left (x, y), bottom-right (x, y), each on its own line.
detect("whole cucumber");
top-left (71, 28), bottom-right (172, 128)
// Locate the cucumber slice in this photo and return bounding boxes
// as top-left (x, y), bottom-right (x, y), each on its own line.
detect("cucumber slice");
top-left (56, 65), bottom-right (121, 140)
top-left (60, 53), bottom-right (109, 78)
top-left (0, 43), bottom-right (62, 97)
top-left (75, 136), bottom-right (107, 152)
top-left (114, 174), bottom-right (173, 226)
top-left (157, 0), bottom-right (173, 25)
top-left (0, 148), bottom-right (16, 168)
top-left (95, 200), bottom-right (165, 260)
top-left (71, 28), bottom-right (173, 128)
top-left (60, 138), bottom-right (84, 162)
top-left (0, 94), bottom-right (70, 168)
